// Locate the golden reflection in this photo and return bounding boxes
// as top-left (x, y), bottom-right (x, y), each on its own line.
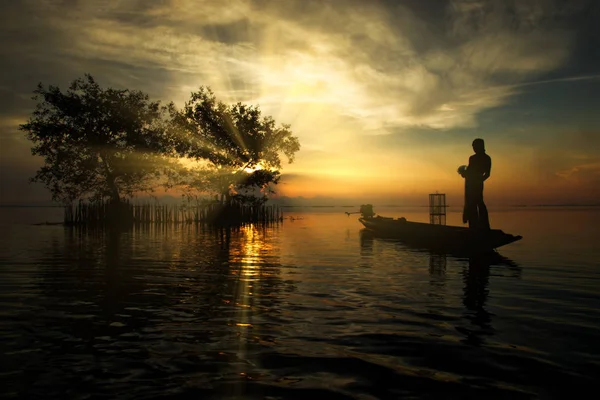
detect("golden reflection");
top-left (229, 225), bottom-right (263, 320)
top-left (227, 224), bottom-right (269, 384)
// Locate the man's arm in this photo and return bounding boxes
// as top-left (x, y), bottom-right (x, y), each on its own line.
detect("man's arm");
top-left (461, 155), bottom-right (475, 178)
top-left (483, 155), bottom-right (491, 181)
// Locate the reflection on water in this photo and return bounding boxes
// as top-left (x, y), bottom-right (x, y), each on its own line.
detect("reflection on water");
top-left (429, 253), bottom-right (447, 277)
top-left (3, 224), bottom-right (299, 398)
top-left (360, 230), bottom-right (523, 347)
top-left (1, 209), bottom-right (599, 399)
top-left (460, 255), bottom-right (494, 346)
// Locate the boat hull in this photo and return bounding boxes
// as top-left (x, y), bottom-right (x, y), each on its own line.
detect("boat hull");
top-left (359, 217), bottom-right (522, 253)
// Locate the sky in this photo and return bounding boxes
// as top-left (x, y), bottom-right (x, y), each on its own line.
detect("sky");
top-left (1, 0), bottom-right (599, 206)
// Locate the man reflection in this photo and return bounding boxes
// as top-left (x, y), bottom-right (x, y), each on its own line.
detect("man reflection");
top-left (463, 256), bottom-right (491, 312)
top-left (459, 253), bottom-right (521, 345)
top-left (459, 254), bottom-right (493, 346)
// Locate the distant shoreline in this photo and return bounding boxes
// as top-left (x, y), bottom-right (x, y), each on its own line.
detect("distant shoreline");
top-left (0, 205), bottom-right (64, 208)
top-left (1, 204), bottom-right (599, 209)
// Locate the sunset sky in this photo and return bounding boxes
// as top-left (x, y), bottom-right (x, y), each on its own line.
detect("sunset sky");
top-left (1, 0), bottom-right (599, 206)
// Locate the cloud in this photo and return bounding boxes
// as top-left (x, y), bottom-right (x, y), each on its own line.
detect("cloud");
top-left (2, 0), bottom-right (582, 132)
top-left (243, 0), bottom-right (580, 130)
top-left (1, 0), bottom-right (597, 204)
top-left (555, 161), bottom-right (600, 182)
top-left (526, 128), bottom-right (600, 195)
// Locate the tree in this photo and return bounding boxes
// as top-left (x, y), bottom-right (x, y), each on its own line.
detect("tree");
top-left (20, 75), bottom-right (175, 204)
top-left (171, 87), bottom-right (300, 202)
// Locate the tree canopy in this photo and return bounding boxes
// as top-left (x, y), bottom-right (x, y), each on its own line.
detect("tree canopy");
top-left (19, 75), bottom-right (175, 203)
top-left (171, 87), bottom-right (300, 202)
top-left (21, 77), bottom-right (300, 205)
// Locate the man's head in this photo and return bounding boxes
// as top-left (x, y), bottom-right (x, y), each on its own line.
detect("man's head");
top-left (472, 138), bottom-right (485, 154)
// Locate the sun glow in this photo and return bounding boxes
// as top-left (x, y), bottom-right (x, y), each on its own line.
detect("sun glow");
top-left (4, 0), bottom-right (598, 206)
top-left (243, 164), bottom-right (262, 174)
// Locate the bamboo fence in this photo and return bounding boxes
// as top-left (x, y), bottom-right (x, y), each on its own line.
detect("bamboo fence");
top-left (64, 199), bottom-right (283, 227)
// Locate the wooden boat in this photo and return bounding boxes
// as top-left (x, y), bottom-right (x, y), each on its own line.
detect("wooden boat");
top-left (358, 216), bottom-right (522, 253)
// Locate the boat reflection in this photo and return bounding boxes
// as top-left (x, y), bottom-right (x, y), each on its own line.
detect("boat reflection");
top-left (359, 228), bottom-right (374, 255)
top-left (359, 228), bottom-right (522, 345)
top-left (429, 253), bottom-right (447, 277)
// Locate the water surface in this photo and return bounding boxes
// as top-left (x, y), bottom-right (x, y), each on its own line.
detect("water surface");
top-left (1, 206), bottom-right (599, 398)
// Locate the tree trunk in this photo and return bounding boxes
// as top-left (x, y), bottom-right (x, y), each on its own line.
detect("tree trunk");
top-left (107, 176), bottom-right (121, 203)
top-left (219, 192), bottom-right (233, 205)
top-left (99, 153), bottom-right (121, 203)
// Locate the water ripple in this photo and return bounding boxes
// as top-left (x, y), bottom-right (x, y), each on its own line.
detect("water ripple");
top-left (1, 210), bottom-right (600, 398)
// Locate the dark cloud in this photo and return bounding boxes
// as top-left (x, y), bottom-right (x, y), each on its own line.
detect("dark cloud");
top-left (550, 0), bottom-right (600, 78)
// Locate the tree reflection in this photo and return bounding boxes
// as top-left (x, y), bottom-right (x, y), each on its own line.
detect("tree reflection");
top-left (17, 223), bottom-right (295, 398)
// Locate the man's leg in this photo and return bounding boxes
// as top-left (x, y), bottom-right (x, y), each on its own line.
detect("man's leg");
top-left (478, 203), bottom-right (490, 230)
top-left (476, 190), bottom-right (490, 230)
top-left (465, 194), bottom-right (479, 229)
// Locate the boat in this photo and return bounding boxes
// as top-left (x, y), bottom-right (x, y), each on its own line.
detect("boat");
top-left (351, 205), bottom-right (522, 254)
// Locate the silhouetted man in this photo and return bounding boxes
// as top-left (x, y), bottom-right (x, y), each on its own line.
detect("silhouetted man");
top-left (461, 138), bottom-right (491, 230)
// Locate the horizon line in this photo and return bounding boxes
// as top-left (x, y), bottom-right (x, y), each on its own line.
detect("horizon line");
top-left (1, 203), bottom-right (599, 208)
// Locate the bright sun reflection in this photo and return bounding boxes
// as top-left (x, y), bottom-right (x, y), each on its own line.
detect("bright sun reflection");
top-left (226, 224), bottom-right (270, 380)
top-left (221, 223), bottom-right (279, 385)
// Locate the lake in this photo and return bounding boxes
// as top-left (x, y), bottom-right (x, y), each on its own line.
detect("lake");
top-left (1, 206), bottom-right (599, 399)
